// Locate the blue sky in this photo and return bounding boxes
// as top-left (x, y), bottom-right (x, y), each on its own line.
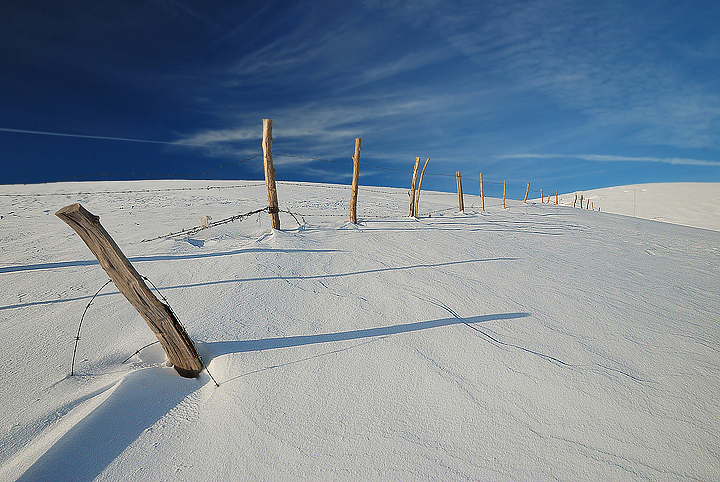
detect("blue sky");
top-left (1, 0), bottom-right (719, 197)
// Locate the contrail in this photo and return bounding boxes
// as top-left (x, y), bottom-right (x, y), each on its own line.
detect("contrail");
top-left (0, 127), bottom-right (211, 147)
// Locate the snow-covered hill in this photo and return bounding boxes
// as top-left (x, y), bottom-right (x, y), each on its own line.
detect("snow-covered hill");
top-left (555, 182), bottom-right (720, 232)
top-left (1, 180), bottom-right (718, 481)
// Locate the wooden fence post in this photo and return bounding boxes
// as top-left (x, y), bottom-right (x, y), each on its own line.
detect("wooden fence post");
top-left (409, 157), bottom-right (421, 216)
top-left (414, 157), bottom-right (430, 217)
top-left (523, 183), bottom-right (529, 203)
top-left (263, 119), bottom-right (281, 230)
top-left (556, 190), bottom-right (558, 205)
top-left (580, 194), bottom-right (584, 209)
top-left (456, 171), bottom-right (464, 212)
top-left (56, 204), bottom-right (202, 378)
top-left (350, 138), bottom-right (361, 224)
top-left (480, 173), bottom-right (485, 212)
top-left (574, 193), bottom-right (577, 207)
top-left (503, 180), bottom-right (506, 209)
top-left (540, 188), bottom-right (543, 203)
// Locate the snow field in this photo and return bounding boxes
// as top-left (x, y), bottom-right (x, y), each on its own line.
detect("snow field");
top-left (1, 180), bottom-right (718, 481)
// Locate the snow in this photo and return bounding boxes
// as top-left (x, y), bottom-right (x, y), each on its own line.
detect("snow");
top-left (555, 182), bottom-right (720, 232)
top-left (1, 180), bottom-right (719, 481)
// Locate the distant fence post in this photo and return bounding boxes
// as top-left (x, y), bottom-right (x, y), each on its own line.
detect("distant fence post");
top-left (556, 190), bottom-right (558, 205)
top-left (414, 157), bottom-right (430, 217)
top-left (580, 194), bottom-right (584, 209)
top-left (56, 203), bottom-right (203, 378)
top-left (540, 188), bottom-right (543, 203)
top-left (350, 138), bottom-right (361, 224)
top-left (524, 183), bottom-right (529, 203)
top-left (262, 119), bottom-right (280, 230)
top-left (480, 172), bottom-right (485, 212)
top-left (409, 157), bottom-right (420, 216)
top-left (574, 193), bottom-right (577, 207)
top-left (503, 180), bottom-right (506, 209)
top-left (456, 171), bottom-right (464, 212)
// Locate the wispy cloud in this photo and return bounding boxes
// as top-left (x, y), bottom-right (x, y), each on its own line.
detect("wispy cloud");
top-left (496, 153), bottom-right (720, 167)
top-left (394, 0), bottom-right (720, 150)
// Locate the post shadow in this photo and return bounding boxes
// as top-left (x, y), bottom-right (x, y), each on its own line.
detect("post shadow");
top-left (206, 312), bottom-right (530, 358)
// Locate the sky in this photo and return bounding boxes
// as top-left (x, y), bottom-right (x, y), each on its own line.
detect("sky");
top-left (1, 0), bottom-right (719, 197)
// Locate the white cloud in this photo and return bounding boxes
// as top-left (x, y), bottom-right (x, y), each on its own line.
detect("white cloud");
top-left (496, 153), bottom-right (720, 167)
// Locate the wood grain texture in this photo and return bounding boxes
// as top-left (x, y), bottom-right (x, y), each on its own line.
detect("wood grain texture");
top-left (350, 138), bottom-right (361, 224)
top-left (56, 203), bottom-right (202, 378)
top-left (456, 171), bottom-right (464, 212)
top-left (409, 157), bottom-right (420, 217)
top-left (263, 119), bottom-right (281, 230)
top-left (414, 158), bottom-right (430, 217)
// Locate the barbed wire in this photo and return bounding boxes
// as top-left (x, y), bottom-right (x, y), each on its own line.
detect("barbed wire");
top-left (141, 206), bottom-right (306, 243)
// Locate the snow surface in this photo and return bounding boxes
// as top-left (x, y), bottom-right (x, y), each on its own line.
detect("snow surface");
top-left (1, 180), bottom-right (719, 481)
top-left (552, 183), bottom-right (720, 232)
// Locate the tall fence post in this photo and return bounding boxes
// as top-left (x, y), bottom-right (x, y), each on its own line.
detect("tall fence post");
top-left (350, 138), bottom-right (361, 224)
top-left (480, 172), bottom-right (485, 212)
top-left (524, 183), bottom-right (529, 203)
top-left (414, 157), bottom-right (430, 217)
top-left (556, 190), bottom-right (558, 205)
top-left (409, 157), bottom-right (421, 216)
top-left (456, 171), bottom-right (464, 212)
top-left (503, 180), bottom-right (506, 209)
top-left (263, 119), bottom-right (280, 230)
top-left (540, 188), bottom-right (543, 203)
top-left (56, 204), bottom-right (203, 378)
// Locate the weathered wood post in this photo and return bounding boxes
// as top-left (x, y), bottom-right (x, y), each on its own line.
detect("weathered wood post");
top-left (540, 188), bottom-right (544, 203)
top-left (263, 119), bottom-right (281, 230)
top-left (456, 171), bottom-right (464, 212)
top-left (350, 138), bottom-right (361, 224)
top-left (574, 193), bottom-right (577, 207)
top-left (409, 156), bottom-right (421, 216)
top-left (580, 194), bottom-right (584, 209)
top-left (556, 190), bottom-right (559, 205)
top-left (524, 183), bottom-right (530, 203)
top-left (56, 204), bottom-right (202, 378)
top-left (479, 173), bottom-right (485, 212)
top-left (503, 180), bottom-right (506, 209)
top-left (414, 157), bottom-right (430, 217)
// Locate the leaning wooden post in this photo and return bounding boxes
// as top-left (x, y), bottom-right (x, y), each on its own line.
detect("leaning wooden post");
top-left (56, 204), bottom-right (202, 378)
top-left (263, 119), bottom-right (281, 230)
top-left (556, 190), bottom-right (559, 205)
top-left (456, 171), bottom-right (464, 212)
top-left (479, 173), bottom-right (485, 212)
top-left (523, 183), bottom-right (530, 203)
top-left (503, 180), bottom-right (506, 209)
top-left (414, 157), bottom-right (430, 217)
top-left (409, 156), bottom-right (421, 216)
top-left (349, 138), bottom-right (361, 224)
